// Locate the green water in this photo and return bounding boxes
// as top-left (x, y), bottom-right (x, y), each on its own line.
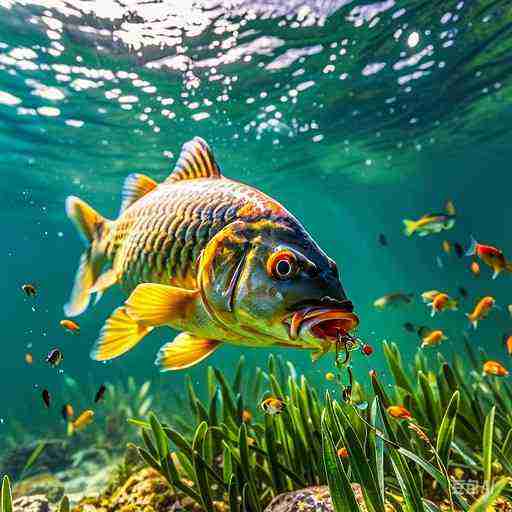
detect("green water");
top-left (1, 0), bottom-right (512, 456)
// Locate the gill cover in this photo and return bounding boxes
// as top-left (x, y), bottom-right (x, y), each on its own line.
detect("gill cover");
top-left (197, 220), bottom-right (250, 324)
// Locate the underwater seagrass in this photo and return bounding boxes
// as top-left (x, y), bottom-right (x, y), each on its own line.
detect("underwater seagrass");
top-left (65, 137), bottom-right (359, 371)
top-left (129, 344), bottom-right (512, 512)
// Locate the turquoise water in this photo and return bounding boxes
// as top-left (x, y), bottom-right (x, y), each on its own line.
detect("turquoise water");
top-left (1, 0), bottom-right (512, 453)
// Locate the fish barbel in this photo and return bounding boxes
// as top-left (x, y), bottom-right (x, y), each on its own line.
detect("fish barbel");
top-left (64, 137), bottom-right (359, 370)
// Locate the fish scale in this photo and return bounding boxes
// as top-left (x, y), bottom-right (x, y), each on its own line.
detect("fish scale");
top-left (110, 178), bottom-right (278, 294)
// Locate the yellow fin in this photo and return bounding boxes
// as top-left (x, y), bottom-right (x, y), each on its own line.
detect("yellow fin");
top-left (91, 306), bottom-right (153, 361)
top-left (125, 283), bottom-right (199, 326)
top-left (64, 196), bottom-right (108, 316)
top-left (156, 333), bottom-right (221, 371)
top-left (66, 195), bottom-right (105, 244)
top-left (166, 137), bottom-right (221, 183)
top-left (64, 250), bottom-right (102, 317)
top-left (119, 173), bottom-right (158, 214)
top-left (402, 219), bottom-right (417, 237)
top-left (90, 268), bottom-right (118, 295)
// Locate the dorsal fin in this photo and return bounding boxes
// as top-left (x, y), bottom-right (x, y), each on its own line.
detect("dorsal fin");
top-left (119, 173), bottom-right (158, 214)
top-left (166, 137), bottom-right (221, 183)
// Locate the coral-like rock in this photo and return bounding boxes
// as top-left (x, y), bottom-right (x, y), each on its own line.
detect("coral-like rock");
top-left (264, 484), bottom-right (395, 512)
top-left (14, 472), bottom-right (64, 503)
top-left (12, 494), bottom-right (50, 512)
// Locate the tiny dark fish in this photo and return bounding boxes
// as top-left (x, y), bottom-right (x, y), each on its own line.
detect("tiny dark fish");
top-left (42, 389), bottom-right (51, 408)
top-left (22, 283), bottom-right (37, 297)
top-left (46, 348), bottom-right (63, 367)
top-left (403, 322), bottom-right (416, 333)
top-left (94, 384), bottom-right (106, 403)
top-left (378, 233), bottom-right (388, 246)
top-left (454, 242), bottom-right (464, 258)
top-left (458, 287), bottom-right (468, 298)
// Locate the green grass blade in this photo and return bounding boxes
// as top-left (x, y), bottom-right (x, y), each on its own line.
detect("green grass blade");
top-left (469, 477), bottom-right (511, 512)
top-left (436, 391), bottom-right (459, 468)
top-left (1, 475), bottom-right (13, 512)
top-left (149, 412), bottom-right (169, 461)
top-left (321, 414), bottom-right (359, 512)
top-left (228, 474), bottom-right (239, 512)
top-left (58, 496), bottom-right (70, 512)
top-left (483, 406), bottom-right (496, 491)
top-left (192, 423), bottom-right (214, 511)
top-left (233, 355), bottom-right (245, 395)
top-left (21, 440), bottom-right (46, 477)
top-left (238, 423), bottom-right (262, 512)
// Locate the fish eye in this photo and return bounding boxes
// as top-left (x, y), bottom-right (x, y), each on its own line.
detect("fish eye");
top-left (267, 250), bottom-right (297, 280)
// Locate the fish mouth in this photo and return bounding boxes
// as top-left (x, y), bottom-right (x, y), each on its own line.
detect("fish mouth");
top-left (284, 298), bottom-right (359, 342)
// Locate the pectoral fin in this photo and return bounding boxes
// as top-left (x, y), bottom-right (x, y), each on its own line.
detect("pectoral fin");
top-left (125, 283), bottom-right (200, 326)
top-left (91, 306), bottom-right (153, 361)
top-left (155, 333), bottom-right (221, 371)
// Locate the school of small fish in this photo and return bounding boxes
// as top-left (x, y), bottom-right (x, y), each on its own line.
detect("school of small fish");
top-left (375, 198), bottom-right (511, 395)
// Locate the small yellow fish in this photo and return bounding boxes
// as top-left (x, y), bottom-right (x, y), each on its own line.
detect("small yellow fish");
top-left (242, 410), bottom-right (252, 423)
top-left (403, 202), bottom-right (455, 237)
top-left (482, 360), bottom-right (509, 377)
top-left (25, 352), bottom-right (33, 365)
top-left (442, 240), bottom-right (451, 254)
top-left (466, 296), bottom-right (495, 329)
top-left (61, 403), bottom-right (74, 420)
top-left (387, 405), bottom-right (412, 420)
top-left (69, 409), bottom-right (94, 435)
top-left (60, 319), bottom-right (80, 334)
top-left (373, 292), bottom-right (413, 309)
top-left (261, 397), bottom-right (286, 415)
top-left (325, 372), bottom-right (335, 381)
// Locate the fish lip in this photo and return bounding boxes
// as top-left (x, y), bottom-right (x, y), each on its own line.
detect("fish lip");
top-left (284, 300), bottom-right (359, 341)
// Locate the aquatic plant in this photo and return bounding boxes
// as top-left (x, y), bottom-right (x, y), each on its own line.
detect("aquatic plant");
top-left (0, 475), bottom-right (69, 512)
top-left (131, 346), bottom-right (512, 511)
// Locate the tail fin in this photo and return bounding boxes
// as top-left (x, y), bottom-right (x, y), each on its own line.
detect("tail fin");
top-left (465, 235), bottom-right (478, 257)
top-left (403, 219), bottom-right (417, 237)
top-left (64, 196), bottom-right (107, 317)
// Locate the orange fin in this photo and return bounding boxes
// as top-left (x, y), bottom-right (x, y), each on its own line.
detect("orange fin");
top-left (66, 195), bottom-right (104, 244)
top-left (119, 173), bottom-right (157, 214)
top-left (91, 306), bottom-right (153, 361)
top-left (155, 333), bottom-right (221, 371)
top-left (166, 137), bottom-right (221, 183)
top-left (125, 283), bottom-right (199, 326)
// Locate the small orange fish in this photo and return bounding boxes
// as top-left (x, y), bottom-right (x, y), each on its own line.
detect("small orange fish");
top-left (466, 236), bottom-right (512, 279)
top-left (361, 344), bottom-right (373, 356)
top-left (442, 240), bottom-right (451, 254)
top-left (470, 261), bottom-right (480, 276)
top-left (418, 327), bottom-right (447, 348)
top-left (483, 360), bottom-right (509, 377)
top-left (421, 291), bottom-right (457, 317)
top-left (242, 410), bottom-right (252, 423)
top-left (60, 319), bottom-right (80, 334)
top-left (70, 409), bottom-right (94, 433)
top-left (503, 334), bottom-right (512, 356)
top-left (337, 447), bottom-right (349, 458)
top-left (387, 405), bottom-right (412, 420)
top-left (25, 352), bottom-right (33, 365)
top-left (466, 296), bottom-right (495, 329)
top-left (261, 397), bottom-right (286, 415)
top-left (22, 283), bottom-right (37, 297)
